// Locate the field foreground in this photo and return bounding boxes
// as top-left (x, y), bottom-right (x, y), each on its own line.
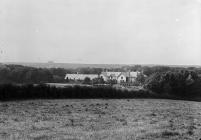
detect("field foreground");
top-left (0, 99), bottom-right (201, 140)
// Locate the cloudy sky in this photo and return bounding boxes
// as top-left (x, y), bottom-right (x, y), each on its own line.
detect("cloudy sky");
top-left (0, 0), bottom-right (200, 65)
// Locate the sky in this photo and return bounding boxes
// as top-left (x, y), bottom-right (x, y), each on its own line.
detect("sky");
top-left (0, 0), bottom-right (200, 65)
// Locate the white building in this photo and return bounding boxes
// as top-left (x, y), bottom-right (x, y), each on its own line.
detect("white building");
top-left (65, 74), bottom-right (99, 81)
top-left (117, 72), bottom-right (127, 83)
top-left (100, 72), bottom-right (121, 81)
top-left (100, 71), bottom-right (144, 83)
top-left (64, 71), bottom-right (146, 84)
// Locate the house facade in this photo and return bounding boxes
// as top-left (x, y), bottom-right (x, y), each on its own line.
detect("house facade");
top-left (64, 71), bottom-right (145, 84)
top-left (100, 72), bottom-right (121, 81)
top-left (100, 71), bottom-right (143, 84)
top-left (117, 73), bottom-right (127, 83)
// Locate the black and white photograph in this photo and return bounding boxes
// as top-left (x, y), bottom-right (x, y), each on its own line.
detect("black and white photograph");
top-left (0, 0), bottom-right (201, 139)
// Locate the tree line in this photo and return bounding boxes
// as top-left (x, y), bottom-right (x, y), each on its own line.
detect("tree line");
top-left (0, 84), bottom-right (165, 101)
top-left (145, 70), bottom-right (201, 99)
top-left (0, 64), bottom-right (201, 84)
top-left (0, 64), bottom-right (201, 100)
top-left (0, 64), bottom-right (106, 84)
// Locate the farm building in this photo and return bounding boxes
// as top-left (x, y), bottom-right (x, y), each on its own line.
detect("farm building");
top-left (64, 71), bottom-right (146, 84)
top-left (100, 71), bottom-right (144, 83)
top-left (117, 71), bottom-right (141, 83)
top-left (65, 74), bottom-right (99, 81)
top-left (100, 72), bottom-right (121, 81)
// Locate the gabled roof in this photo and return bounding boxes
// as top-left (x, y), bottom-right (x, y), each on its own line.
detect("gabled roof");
top-left (101, 72), bottom-right (121, 77)
top-left (101, 71), bottom-right (145, 78)
top-left (65, 74), bottom-right (98, 80)
top-left (100, 72), bottom-right (107, 77)
top-left (118, 72), bottom-right (129, 78)
top-left (130, 71), bottom-right (139, 77)
top-left (117, 71), bottom-right (141, 78)
top-left (110, 74), bottom-right (116, 77)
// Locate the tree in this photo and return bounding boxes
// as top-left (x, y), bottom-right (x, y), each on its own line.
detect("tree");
top-left (136, 73), bottom-right (146, 84)
top-left (145, 70), bottom-right (201, 98)
top-left (92, 77), bottom-right (105, 84)
top-left (83, 77), bottom-right (91, 84)
top-left (107, 79), bottom-right (117, 85)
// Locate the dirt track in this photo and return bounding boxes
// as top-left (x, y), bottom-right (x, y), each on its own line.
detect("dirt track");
top-left (0, 99), bottom-right (201, 140)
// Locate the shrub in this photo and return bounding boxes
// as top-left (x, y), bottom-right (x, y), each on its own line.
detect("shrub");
top-left (0, 84), bottom-right (154, 101)
top-left (145, 70), bottom-right (201, 98)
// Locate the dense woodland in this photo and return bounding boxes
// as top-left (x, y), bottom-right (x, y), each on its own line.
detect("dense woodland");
top-left (0, 64), bottom-right (201, 101)
top-left (0, 64), bottom-right (104, 84)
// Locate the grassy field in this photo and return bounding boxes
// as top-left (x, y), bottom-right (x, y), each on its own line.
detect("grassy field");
top-left (0, 99), bottom-right (201, 140)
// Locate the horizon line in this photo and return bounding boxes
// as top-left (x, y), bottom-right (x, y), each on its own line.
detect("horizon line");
top-left (1, 61), bottom-right (201, 67)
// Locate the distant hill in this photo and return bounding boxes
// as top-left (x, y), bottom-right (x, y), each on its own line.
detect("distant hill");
top-left (0, 63), bottom-right (7, 68)
top-left (4, 62), bottom-right (127, 69)
top-left (2, 62), bottom-right (201, 69)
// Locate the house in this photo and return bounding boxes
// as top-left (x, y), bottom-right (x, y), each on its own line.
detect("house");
top-left (117, 72), bottom-right (127, 83)
top-left (117, 71), bottom-right (141, 83)
top-left (100, 71), bottom-right (144, 84)
top-left (65, 71), bottom-right (146, 84)
top-left (100, 72), bottom-right (121, 81)
top-left (65, 74), bottom-right (99, 81)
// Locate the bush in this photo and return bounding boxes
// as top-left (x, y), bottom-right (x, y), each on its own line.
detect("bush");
top-left (83, 77), bottom-right (91, 84)
top-left (0, 84), bottom-right (155, 101)
top-left (145, 70), bottom-right (201, 98)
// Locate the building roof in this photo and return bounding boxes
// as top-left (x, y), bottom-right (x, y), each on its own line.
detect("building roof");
top-left (117, 71), bottom-right (140, 78)
top-left (101, 72), bottom-right (121, 77)
top-left (130, 71), bottom-right (140, 77)
top-left (100, 71), bottom-right (145, 79)
top-left (100, 72), bottom-right (108, 77)
top-left (65, 74), bottom-right (98, 80)
top-left (118, 72), bottom-right (129, 78)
